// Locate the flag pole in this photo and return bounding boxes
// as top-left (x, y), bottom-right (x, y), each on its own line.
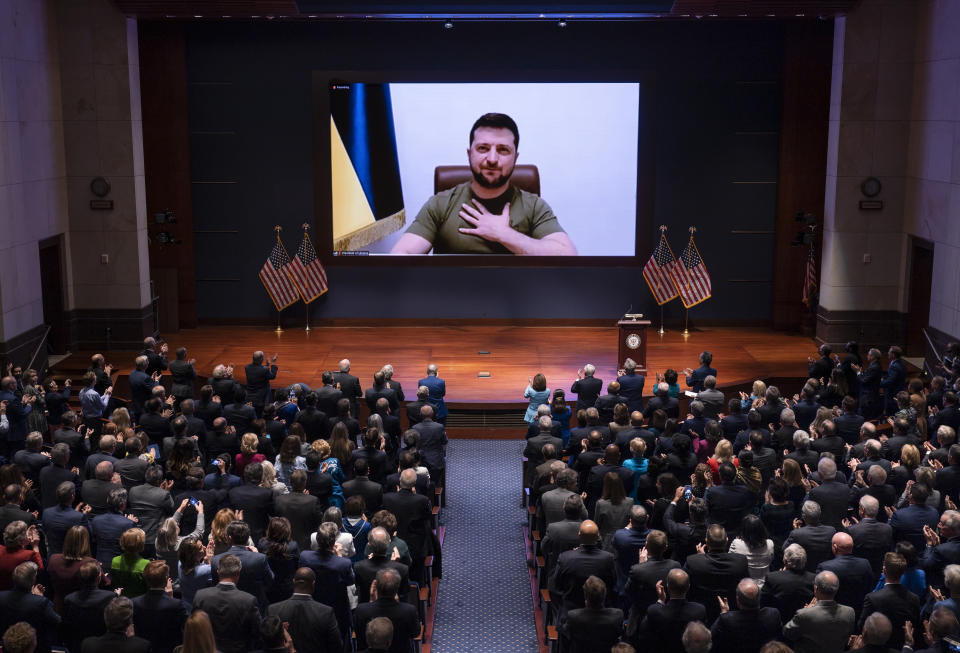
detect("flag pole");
top-left (303, 223), bottom-right (312, 332)
top-left (683, 309), bottom-right (689, 336)
top-left (659, 306), bottom-right (665, 336)
top-left (274, 226), bottom-right (284, 334)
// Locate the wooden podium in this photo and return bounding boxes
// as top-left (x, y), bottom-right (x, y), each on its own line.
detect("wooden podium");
top-left (617, 317), bottom-right (651, 372)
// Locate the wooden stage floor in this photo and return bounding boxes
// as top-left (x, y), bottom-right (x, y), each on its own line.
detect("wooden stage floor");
top-left (95, 325), bottom-right (818, 405)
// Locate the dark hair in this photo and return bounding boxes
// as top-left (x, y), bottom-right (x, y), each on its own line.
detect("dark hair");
top-left (601, 472), bottom-right (626, 505)
top-left (767, 477), bottom-right (789, 503)
top-left (739, 514), bottom-right (769, 550)
top-left (664, 369), bottom-right (678, 385)
top-left (265, 517), bottom-right (292, 558)
top-left (657, 473), bottom-right (679, 498)
top-left (895, 540), bottom-right (918, 567)
top-left (470, 112), bottom-right (519, 148)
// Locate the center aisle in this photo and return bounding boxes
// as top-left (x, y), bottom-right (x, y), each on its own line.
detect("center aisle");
top-left (429, 439), bottom-right (540, 652)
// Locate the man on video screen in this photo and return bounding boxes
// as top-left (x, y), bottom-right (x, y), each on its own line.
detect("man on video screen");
top-left (390, 113), bottom-right (577, 255)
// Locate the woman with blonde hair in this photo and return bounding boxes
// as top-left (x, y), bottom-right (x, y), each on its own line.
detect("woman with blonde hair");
top-left (910, 393), bottom-right (928, 441)
top-left (110, 527), bottom-right (149, 597)
top-left (311, 439), bottom-right (344, 507)
top-left (810, 406), bottom-right (835, 437)
top-left (741, 380), bottom-right (767, 410)
top-left (706, 438), bottom-right (738, 484)
top-left (110, 407), bottom-right (132, 432)
top-left (156, 498), bottom-right (205, 576)
top-left (780, 458), bottom-right (807, 515)
top-left (234, 432), bottom-right (265, 479)
top-left (209, 508), bottom-right (238, 555)
top-left (260, 460), bottom-right (289, 496)
top-left (892, 444), bottom-right (922, 495)
top-left (47, 525), bottom-right (96, 612)
top-left (175, 609), bottom-right (218, 653)
top-left (622, 438), bottom-right (648, 499)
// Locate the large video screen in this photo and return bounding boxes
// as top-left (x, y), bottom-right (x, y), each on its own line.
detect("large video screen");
top-left (328, 82), bottom-right (641, 257)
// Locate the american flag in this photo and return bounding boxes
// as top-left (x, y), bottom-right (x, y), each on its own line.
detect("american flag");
top-left (643, 233), bottom-right (679, 305)
top-left (285, 231), bottom-right (328, 303)
top-left (669, 236), bottom-right (712, 308)
top-left (259, 239), bottom-right (300, 310)
top-left (802, 246), bottom-right (817, 307)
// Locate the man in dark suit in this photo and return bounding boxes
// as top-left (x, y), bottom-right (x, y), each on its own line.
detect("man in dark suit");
top-left (358, 617), bottom-right (394, 653)
top-left (245, 351), bottom-right (278, 415)
top-left (834, 396), bottom-right (866, 445)
top-left (418, 363), bottom-right (447, 424)
top-left (354, 568), bottom-right (420, 653)
top-left (365, 371), bottom-right (399, 414)
top-left (63, 561), bottom-right (116, 652)
top-left (41, 481), bottom-right (90, 555)
top-left (935, 444), bottom-right (960, 509)
top-left (222, 387), bottom-right (257, 437)
top-left (933, 391), bottom-right (960, 434)
top-left (696, 375), bottom-right (724, 420)
top-left (883, 417), bottom-right (919, 462)
top-left (595, 381), bottom-right (628, 425)
top-left (131, 561), bottom-right (187, 653)
top-left (585, 445), bottom-right (634, 513)
top-left (552, 520), bottom-right (616, 619)
top-left (53, 412), bottom-right (90, 470)
top-left (890, 483), bottom-right (939, 551)
top-left (684, 351), bottom-right (717, 393)
top-left (38, 443), bottom-right (81, 509)
top-left (274, 469), bottom-right (322, 550)
top-left (711, 578), bottom-right (782, 653)
top-left (128, 464), bottom-right (174, 557)
top-left (623, 529), bottom-right (680, 639)
top-left (354, 527), bottom-right (410, 604)
top-left (812, 419), bottom-right (846, 461)
top-left (645, 382), bottom-right (680, 420)
top-left (0, 375), bottom-right (34, 458)
top-left (572, 364), bottom-right (603, 412)
top-left (314, 371), bottom-right (344, 418)
top-left (299, 523), bottom-right (355, 643)
top-left (83, 435), bottom-right (118, 480)
top-left (856, 348), bottom-right (884, 420)
top-left (846, 495), bottom-right (893, 577)
top-left (405, 385), bottom-right (430, 426)
top-left (609, 505), bottom-right (649, 592)
top-left (352, 418), bottom-right (390, 482)
top-left (720, 399), bottom-right (748, 441)
top-left (0, 561), bottom-right (61, 653)
top-left (382, 470), bottom-right (432, 573)
top-left (342, 459), bottom-right (384, 516)
top-left (758, 387), bottom-right (787, 432)
top-left (617, 358), bottom-right (645, 413)
top-left (785, 500), bottom-right (837, 572)
top-left (792, 384), bottom-right (822, 431)
top-left (13, 432), bottom-right (50, 485)
top-left (211, 520), bottom-right (274, 611)
top-left (860, 552), bottom-right (920, 650)
top-left (141, 337), bottom-right (169, 376)
top-left (127, 355), bottom-right (159, 420)
top-left (411, 406), bottom-right (447, 483)
top-left (267, 567), bottom-right (342, 653)
top-left (638, 568), bottom-right (707, 653)
top-left (80, 596), bottom-right (151, 653)
top-left (679, 401), bottom-right (710, 439)
top-left (704, 462), bottom-right (753, 535)
top-left (538, 469), bottom-right (587, 532)
top-left (808, 344), bottom-right (834, 383)
top-left (684, 524), bottom-right (749, 624)
top-left (332, 359), bottom-right (363, 418)
top-left (760, 543), bottom-right (815, 623)
top-left (613, 411), bottom-right (652, 461)
top-left (0, 485), bottom-right (36, 533)
top-left (783, 570), bottom-right (856, 653)
top-left (193, 555), bottom-right (262, 653)
top-left (380, 364), bottom-right (404, 402)
top-left (90, 488), bottom-right (137, 566)
top-left (880, 346), bottom-right (908, 417)
top-left (921, 509), bottom-right (960, 589)
top-left (542, 495), bottom-right (586, 584)
top-left (294, 392), bottom-right (330, 442)
top-left (560, 575), bottom-right (623, 653)
top-left (816, 532), bottom-right (875, 619)
top-left (228, 462), bottom-right (274, 541)
top-left (807, 457), bottom-right (852, 530)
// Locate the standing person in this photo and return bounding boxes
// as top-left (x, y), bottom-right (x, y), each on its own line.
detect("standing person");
top-left (854, 348), bottom-right (884, 420)
top-left (572, 364), bottom-right (603, 413)
top-left (192, 555), bottom-right (262, 653)
top-left (524, 374), bottom-right (551, 424)
top-left (881, 346), bottom-right (908, 417)
top-left (142, 337), bottom-right (169, 376)
top-left (245, 351), bottom-right (278, 418)
top-left (79, 372), bottom-right (112, 439)
top-left (618, 358), bottom-right (646, 413)
top-left (0, 376), bottom-right (34, 459)
top-left (169, 347), bottom-right (197, 403)
top-left (418, 363), bottom-right (448, 426)
top-left (551, 390), bottom-right (572, 448)
top-left (684, 352), bottom-right (717, 394)
top-left (331, 359), bottom-right (362, 418)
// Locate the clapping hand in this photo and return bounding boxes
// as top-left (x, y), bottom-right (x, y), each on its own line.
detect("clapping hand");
top-left (695, 542), bottom-right (706, 554)
top-left (903, 622), bottom-right (915, 648)
top-left (945, 496), bottom-right (958, 511)
top-left (637, 546), bottom-right (649, 565)
top-left (718, 596), bottom-right (730, 614)
top-left (655, 579), bottom-right (667, 604)
top-left (924, 524), bottom-right (941, 547)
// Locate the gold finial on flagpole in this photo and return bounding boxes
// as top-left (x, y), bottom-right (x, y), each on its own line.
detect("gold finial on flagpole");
top-left (659, 225), bottom-right (667, 233)
top-left (688, 226), bottom-right (696, 236)
top-left (302, 222), bottom-right (310, 231)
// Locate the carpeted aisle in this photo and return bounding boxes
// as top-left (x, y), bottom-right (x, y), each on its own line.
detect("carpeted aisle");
top-left (429, 439), bottom-right (540, 652)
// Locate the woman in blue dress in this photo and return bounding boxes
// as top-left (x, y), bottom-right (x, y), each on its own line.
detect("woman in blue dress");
top-left (523, 373), bottom-right (551, 423)
top-left (551, 389), bottom-right (573, 448)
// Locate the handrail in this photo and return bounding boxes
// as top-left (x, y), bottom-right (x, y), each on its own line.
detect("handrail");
top-left (26, 325), bottom-right (51, 373)
top-left (923, 327), bottom-right (943, 377)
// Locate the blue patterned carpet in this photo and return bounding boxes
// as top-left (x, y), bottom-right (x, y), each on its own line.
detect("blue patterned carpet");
top-left (430, 439), bottom-right (540, 652)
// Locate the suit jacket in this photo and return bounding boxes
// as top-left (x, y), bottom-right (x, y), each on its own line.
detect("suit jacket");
top-left (41, 505), bottom-right (89, 555)
top-left (268, 593), bottom-right (342, 653)
top-left (524, 433), bottom-right (564, 484)
top-left (350, 447), bottom-right (389, 484)
top-left (245, 363), bottom-right (278, 406)
top-left (382, 489), bottom-right (432, 558)
top-left (14, 449), bottom-right (50, 483)
top-left (228, 482), bottom-right (274, 541)
top-left (808, 479), bottom-right (853, 530)
top-left (623, 558), bottom-right (681, 636)
top-left (571, 376), bottom-right (603, 411)
top-left (223, 402), bottom-right (256, 436)
top-left (617, 371), bottom-right (645, 412)
top-left (685, 365), bottom-right (718, 393)
top-left (561, 606), bottom-right (623, 653)
top-left (418, 375), bottom-right (447, 420)
top-left (297, 549), bottom-right (354, 634)
top-left (412, 418), bottom-right (447, 472)
top-left (342, 475), bottom-right (384, 515)
top-left (683, 551), bottom-right (749, 623)
top-left (295, 407), bottom-right (330, 442)
top-left (808, 356), bottom-right (833, 382)
top-left (81, 632), bottom-right (151, 653)
top-left (860, 583), bottom-right (920, 649)
top-left (817, 554), bottom-right (875, 617)
top-left (139, 411), bottom-right (173, 442)
top-left (711, 607), bottom-right (782, 653)
top-left (353, 556), bottom-right (410, 604)
top-left (169, 359), bottom-right (197, 398)
top-left (0, 589), bottom-right (61, 653)
top-left (541, 518), bottom-right (582, 580)
top-left (594, 393), bottom-right (627, 425)
top-left (0, 389), bottom-right (31, 443)
top-left (835, 413), bottom-right (866, 444)
top-left (193, 583), bottom-right (261, 653)
top-left (132, 588), bottom-right (187, 653)
top-left (354, 598), bottom-right (421, 653)
top-left (721, 413), bottom-right (749, 440)
top-left (847, 518), bottom-right (893, 576)
top-left (91, 512), bottom-right (137, 565)
top-left (705, 483), bottom-right (755, 534)
top-left (793, 399), bottom-right (822, 430)
top-left (644, 394), bottom-right (680, 420)
top-left (784, 524), bottom-right (836, 572)
top-left (760, 568), bottom-right (814, 623)
top-left (63, 587), bottom-right (114, 652)
top-left (365, 385), bottom-right (399, 413)
top-left (783, 599), bottom-right (856, 653)
top-left (858, 362), bottom-right (883, 419)
top-left (212, 545), bottom-right (275, 610)
top-left (640, 598), bottom-right (707, 653)
top-left (314, 385), bottom-right (343, 417)
top-left (696, 388), bottom-right (725, 419)
top-left (38, 464), bottom-right (81, 509)
top-left (936, 464), bottom-right (960, 508)
top-left (662, 502), bottom-right (707, 562)
top-left (53, 427), bottom-right (90, 469)
top-left (0, 503), bottom-right (36, 534)
top-left (127, 369), bottom-right (158, 417)
top-left (539, 487), bottom-right (586, 532)
top-left (128, 483), bottom-right (174, 546)
top-left (553, 543), bottom-right (616, 615)
top-left (274, 492), bottom-right (322, 550)
top-left (890, 503), bottom-right (939, 551)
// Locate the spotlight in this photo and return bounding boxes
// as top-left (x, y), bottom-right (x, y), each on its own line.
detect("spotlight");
top-left (443, 20), bottom-right (453, 29)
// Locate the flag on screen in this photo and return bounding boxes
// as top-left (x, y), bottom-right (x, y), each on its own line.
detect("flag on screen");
top-left (669, 233), bottom-right (712, 308)
top-left (259, 238), bottom-right (300, 311)
top-left (286, 230), bottom-right (329, 303)
top-left (802, 245), bottom-right (818, 307)
top-left (643, 232), bottom-right (679, 305)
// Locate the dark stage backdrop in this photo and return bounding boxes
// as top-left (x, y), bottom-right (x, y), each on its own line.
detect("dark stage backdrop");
top-left (184, 20), bottom-right (785, 321)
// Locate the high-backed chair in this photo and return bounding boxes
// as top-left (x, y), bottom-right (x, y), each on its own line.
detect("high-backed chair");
top-left (434, 164), bottom-right (541, 195)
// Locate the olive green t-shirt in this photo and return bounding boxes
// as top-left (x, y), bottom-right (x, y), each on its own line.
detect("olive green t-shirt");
top-left (404, 182), bottom-right (565, 254)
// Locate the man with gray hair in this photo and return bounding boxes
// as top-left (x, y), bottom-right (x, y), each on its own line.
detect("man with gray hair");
top-left (807, 457), bottom-right (850, 530)
top-left (617, 358), bottom-right (645, 413)
top-left (845, 494), bottom-right (893, 577)
top-left (761, 543), bottom-right (814, 623)
top-left (417, 363), bottom-right (447, 424)
top-left (525, 404), bottom-right (561, 439)
top-left (787, 430), bottom-right (819, 471)
top-left (922, 509), bottom-right (960, 589)
top-left (849, 438), bottom-right (892, 476)
top-left (785, 500), bottom-right (836, 571)
top-left (193, 555), bottom-right (261, 653)
top-left (711, 578), bottom-right (782, 653)
top-left (405, 385), bottom-right (431, 426)
top-left (0, 561), bottom-right (60, 652)
top-left (572, 363), bottom-right (603, 412)
top-left (80, 596), bottom-right (150, 652)
top-left (681, 621), bottom-right (711, 653)
top-left (523, 416), bottom-right (563, 487)
top-left (245, 350), bottom-right (278, 416)
top-left (380, 364), bottom-right (404, 402)
top-left (353, 526), bottom-right (410, 604)
top-left (849, 612), bottom-right (893, 651)
top-left (128, 354), bottom-right (160, 420)
top-left (782, 570), bottom-right (855, 653)
top-left (332, 358), bottom-right (362, 418)
top-left (645, 381), bottom-right (680, 420)
top-left (696, 375), bottom-right (724, 420)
